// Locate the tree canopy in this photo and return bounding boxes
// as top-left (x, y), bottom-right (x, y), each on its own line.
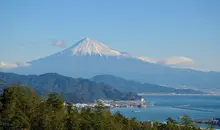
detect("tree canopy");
top-left (0, 85), bottom-right (203, 130)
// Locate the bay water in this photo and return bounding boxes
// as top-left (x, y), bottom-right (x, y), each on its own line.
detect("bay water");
top-left (111, 95), bottom-right (220, 129)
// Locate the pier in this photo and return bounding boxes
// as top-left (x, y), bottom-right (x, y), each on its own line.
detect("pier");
top-left (193, 118), bottom-right (220, 126)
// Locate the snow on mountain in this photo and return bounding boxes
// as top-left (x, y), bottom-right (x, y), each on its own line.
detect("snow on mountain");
top-left (57, 38), bottom-right (122, 57)
top-left (56, 37), bottom-right (193, 66)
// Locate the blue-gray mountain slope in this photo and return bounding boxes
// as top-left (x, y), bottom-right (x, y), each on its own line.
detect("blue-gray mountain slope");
top-left (10, 38), bottom-right (220, 90)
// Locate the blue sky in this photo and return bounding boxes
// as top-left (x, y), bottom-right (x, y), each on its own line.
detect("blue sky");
top-left (0, 0), bottom-right (220, 71)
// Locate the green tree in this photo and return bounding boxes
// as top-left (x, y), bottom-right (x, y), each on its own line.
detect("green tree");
top-left (0, 85), bottom-right (40, 130)
top-left (206, 124), bottom-right (214, 130)
top-left (153, 121), bottom-right (159, 130)
top-left (94, 100), bottom-right (106, 112)
top-left (0, 85), bottom-right (203, 130)
top-left (166, 117), bottom-right (178, 130)
top-left (167, 117), bottom-right (177, 125)
top-left (64, 102), bottom-right (80, 130)
top-left (46, 92), bottom-right (65, 130)
top-left (180, 114), bottom-right (194, 126)
top-left (31, 92), bottom-right (65, 130)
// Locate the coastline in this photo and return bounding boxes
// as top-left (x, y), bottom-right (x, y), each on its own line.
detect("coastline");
top-left (138, 93), bottom-right (220, 96)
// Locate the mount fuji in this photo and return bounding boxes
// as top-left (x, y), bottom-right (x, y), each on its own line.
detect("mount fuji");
top-left (59, 38), bottom-right (122, 56)
top-left (11, 38), bottom-right (220, 90)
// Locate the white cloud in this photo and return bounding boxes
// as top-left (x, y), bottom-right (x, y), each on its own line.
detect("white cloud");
top-left (137, 56), bottom-right (194, 66)
top-left (52, 40), bottom-right (65, 48)
top-left (136, 57), bottom-right (156, 63)
top-left (16, 62), bottom-right (32, 67)
top-left (0, 62), bottom-right (18, 69)
top-left (0, 62), bottom-right (31, 69)
top-left (157, 56), bottom-right (194, 65)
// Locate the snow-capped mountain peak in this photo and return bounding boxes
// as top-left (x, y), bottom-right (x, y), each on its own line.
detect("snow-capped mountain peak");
top-left (59, 38), bottom-right (121, 56)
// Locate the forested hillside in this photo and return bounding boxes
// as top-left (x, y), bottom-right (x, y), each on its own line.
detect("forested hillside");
top-left (0, 72), bottom-right (140, 103)
top-left (0, 86), bottom-right (205, 130)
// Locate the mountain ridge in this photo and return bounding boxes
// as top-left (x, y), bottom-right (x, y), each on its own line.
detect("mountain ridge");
top-left (0, 72), bottom-right (141, 103)
top-left (7, 38), bottom-right (220, 90)
top-left (91, 74), bottom-right (205, 94)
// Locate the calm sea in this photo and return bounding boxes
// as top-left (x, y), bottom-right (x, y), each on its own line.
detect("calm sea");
top-left (111, 95), bottom-right (220, 129)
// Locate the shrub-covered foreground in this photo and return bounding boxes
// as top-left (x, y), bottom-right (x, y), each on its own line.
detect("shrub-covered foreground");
top-left (0, 86), bottom-right (212, 130)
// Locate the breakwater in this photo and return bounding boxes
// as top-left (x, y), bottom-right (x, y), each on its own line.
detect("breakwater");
top-left (172, 105), bottom-right (214, 113)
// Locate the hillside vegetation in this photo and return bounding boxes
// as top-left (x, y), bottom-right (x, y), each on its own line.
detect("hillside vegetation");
top-left (0, 85), bottom-right (207, 130)
top-left (0, 72), bottom-right (140, 103)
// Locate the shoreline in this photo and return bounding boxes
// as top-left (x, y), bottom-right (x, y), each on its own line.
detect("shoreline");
top-left (138, 93), bottom-right (220, 96)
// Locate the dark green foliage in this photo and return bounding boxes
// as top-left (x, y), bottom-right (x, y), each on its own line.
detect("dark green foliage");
top-left (0, 85), bottom-right (202, 130)
top-left (0, 85), bottom-right (40, 130)
top-left (180, 114), bottom-right (194, 126)
top-left (206, 124), bottom-right (214, 130)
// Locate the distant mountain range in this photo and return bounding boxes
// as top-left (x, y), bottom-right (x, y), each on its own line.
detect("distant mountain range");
top-left (0, 71), bottom-right (205, 101)
top-left (91, 74), bottom-right (205, 94)
top-left (0, 72), bottom-right (140, 103)
top-left (7, 38), bottom-right (220, 90)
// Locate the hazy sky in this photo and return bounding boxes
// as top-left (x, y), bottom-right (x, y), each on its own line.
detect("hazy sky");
top-left (0, 0), bottom-right (220, 71)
